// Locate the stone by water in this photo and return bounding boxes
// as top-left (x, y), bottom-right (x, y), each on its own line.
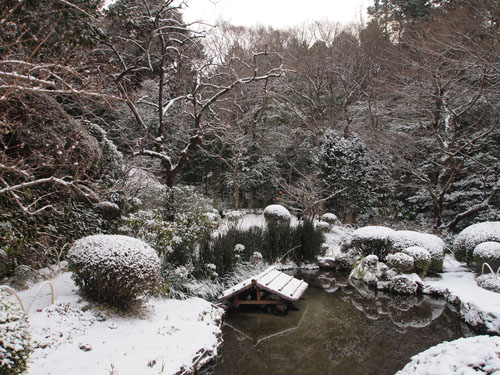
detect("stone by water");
top-left (208, 270), bottom-right (469, 375)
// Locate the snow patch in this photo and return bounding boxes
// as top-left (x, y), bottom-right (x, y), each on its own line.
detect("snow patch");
top-left (396, 336), bottom-right (500, 375)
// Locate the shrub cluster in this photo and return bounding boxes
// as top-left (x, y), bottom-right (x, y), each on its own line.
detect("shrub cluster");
top-left (198, 219), bottom-right (324, 277)
top-left (0, 291), bottom-right (31, 375)
top-left (67, 235), bottom-right (161, 309)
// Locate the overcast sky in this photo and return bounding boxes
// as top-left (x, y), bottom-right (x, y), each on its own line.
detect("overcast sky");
top-left (181, 0), bottom-right (369, 29)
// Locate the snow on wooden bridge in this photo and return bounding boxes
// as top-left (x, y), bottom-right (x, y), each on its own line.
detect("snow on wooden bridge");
top-left (218, 267), bottom-right (308, 308)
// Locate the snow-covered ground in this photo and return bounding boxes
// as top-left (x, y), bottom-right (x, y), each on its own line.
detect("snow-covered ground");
top-left (11, 272), bottom-right (223, 375)
top-left (425, 255), bottom-right (500, 333)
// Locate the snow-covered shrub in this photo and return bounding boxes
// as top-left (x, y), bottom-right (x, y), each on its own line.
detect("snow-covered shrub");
top-left (390, 274), bottom-right (422, 295)
top-left (321, 213), bottom-right (339, 224)
top-left (395, 336), bottom-right (500, 375)
top-left (0, 291), bottom-right (31, 375)
top-left (391, 230), bottom-right (445, 272)
top-left (476, 274), bottom-right (500, 293)
top-left (315, 221), bottom-right (331, 233)
top-left (348, 226), bottom-right (395, 261)
top-left (335, 249), bottom-right (362, 271)
top-left (263, 204), bottom-right (291, 225)
top-left (403, 246), bottom-right (432, 275)
top-left (120, 209), bottom-right (212, 266)
top-left (386, 253), bottom-right (414, 273)
top-left (162, 185), bottom-right (214, 221)
top-left (473, 242), bottom-right (500, 273)
top-left (453, 222), bottom-right (500, 264)
top-left (67, 235), bottom-right (161, 308)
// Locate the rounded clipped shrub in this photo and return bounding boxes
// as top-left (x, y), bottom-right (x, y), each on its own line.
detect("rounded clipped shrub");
top-left (403, 246), bottom-right (432, 275)
top-left (67, 235), bottom-right (161, 308)
top-left (315, 221), bottom-right (331, 233)
top-left (453, 222), bottom-right (500, 264)
top-left (473, 242), bottom-right (500, 273)
top-left (391, 230), bottom-right (445, 273)
top-left (263, 204), bottom-right (291, 225)
top-left (386, 252), bottom-right (414, 273)
top-left (0, 291), bottom-right (31, 375)
top-left (349, 226), bottom-right (395, 261)
top-left (396, 336), bottom-right (500, 375)
top-left (321, 213), bottom-right (339, 225)
top-left (390, 275), bottom-right (421, 295)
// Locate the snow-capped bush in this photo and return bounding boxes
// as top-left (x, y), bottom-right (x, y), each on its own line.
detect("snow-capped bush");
top-left (476, 274), bottom-right (500, 293)
top-left (396, 336), bottom-right (500, 375)
top-left (0, 291), bottom-right (31, 375)
top-left (315, 221), bottom-right (331, 232)
top-left (391, 230), bottom-right (445, 272)
top-left (403, 246), bottom-right (432, 275)
top-left (453, 222), bottom-right (500, 263)
top-left (263, 204), bottom-right (291, 225)
top-left (321, 213), bottom-right (339, 224)
top-left (335, 249), bottom-right (362, 271)
top-left (473, 242), bottom-right (500, 273)
top-left (234, 244), bottom-right (245, 253)
top-left (348, 226), bottom-right (395, 261)
top-left (120, 209), bottom-right (212, 266)
top-left (390, 274), bottom-right (422, 295)
top-left (386, 252), bottom-right (414, 273)
top-left (67, 235), bottom-right (161, 308)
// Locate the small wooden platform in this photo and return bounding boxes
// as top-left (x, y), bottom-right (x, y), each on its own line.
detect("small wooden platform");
top-left (218, 267), bottom-right (308, 308)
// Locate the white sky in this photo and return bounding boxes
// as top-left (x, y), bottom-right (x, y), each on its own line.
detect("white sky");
top-left (181, 0), bottom-right (369, 29)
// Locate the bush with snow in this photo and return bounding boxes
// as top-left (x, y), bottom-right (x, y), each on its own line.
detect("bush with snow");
top-left (391, 230), bottom-right (445, 272)
top-left (120, 209), bottom-right (211, 266)
top-left (390, 274), bottom-right (422, 295)
top-left (403, 246), bottom-right (431, 275)
top-left (315, 221), bottom-right (331, 233)
top-left (453, 222), bottom-right (500, 264)
top-left (476, 274), bottom-right (500, 293)
top-left (473, 242), bottom-right (500, 273)
top-left (386, 252), bottom-right (414, 273)
top-left (348, 226), bottom-right (395, 261)
top-left (396, 336), bottom-right (500, 375)
top-left (67, 235), bottom-right (161, 308)
top-left (263, 204), bottom-right (291, 225)
top-left (321, 213), bottom-right (339, 224)
top-left (0, 291), bottom-right (31, 375)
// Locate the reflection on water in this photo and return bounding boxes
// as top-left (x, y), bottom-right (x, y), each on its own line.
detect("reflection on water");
top-left (208, 270), bottom-right (468, 375)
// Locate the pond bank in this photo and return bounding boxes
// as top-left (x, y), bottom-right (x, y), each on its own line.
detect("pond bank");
top-left (9, 272), bottom-right (224, 375)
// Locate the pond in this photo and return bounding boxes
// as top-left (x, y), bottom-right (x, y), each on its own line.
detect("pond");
top-left (206, 270), bottom-right (469, 375)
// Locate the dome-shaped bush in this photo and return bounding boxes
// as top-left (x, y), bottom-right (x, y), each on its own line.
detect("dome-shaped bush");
top-left (315, 221), bottom-right (331, 233)
top-left (473, 242), bottom-right (500, 273)
top-left (67, 235), bottom-right (161, 308)
top-left (349, 226), bottom-right (395, 261)
top-left (403, 246), bottom-right (432, 275)
top-left (391, 231), bottom-right (445, 272)
top-left (263, 204), bottom-right (291, 225)
top-left (0, 291), bottom-right (31, 375)
top-left (396, 336), bottom-right (500, 375)
top-left (321, 213), bottom-right (339, 224)
top-left (453, 222), bottom-right (500, 264)
top-left (387, 252), bottom-right (414, 273)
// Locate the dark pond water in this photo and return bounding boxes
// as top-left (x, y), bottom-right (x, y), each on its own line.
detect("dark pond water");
top-left (207, 270), bottom-right (469, 375)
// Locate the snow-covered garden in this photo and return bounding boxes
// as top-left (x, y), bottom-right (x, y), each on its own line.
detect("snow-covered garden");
top-left (2, 205), bottom-right (500, 374)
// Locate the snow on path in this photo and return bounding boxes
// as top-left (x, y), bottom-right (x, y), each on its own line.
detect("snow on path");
top-left (425, 256), bottom-right (500, 333)
top-left (11, 272), bottom-right (223, 375)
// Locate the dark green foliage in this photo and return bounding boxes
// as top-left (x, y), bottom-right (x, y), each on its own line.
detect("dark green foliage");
top-left (294, 220), bottom-right (324, 263)
top-left (197, 221), bottom-right (324, 278)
